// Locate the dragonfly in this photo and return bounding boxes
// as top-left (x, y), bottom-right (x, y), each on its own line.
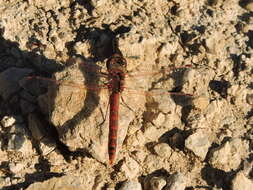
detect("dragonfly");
top-left (25, 40), bottom-right (192, 166)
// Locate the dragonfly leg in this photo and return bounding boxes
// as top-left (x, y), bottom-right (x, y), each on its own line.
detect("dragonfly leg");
top-left (98, 99), bottom-right (110, 127)
top-left (120, 96), bottom-right (134, 112)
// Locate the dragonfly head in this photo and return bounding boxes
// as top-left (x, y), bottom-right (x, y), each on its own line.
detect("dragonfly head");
top-left (106, 53), bottom-right (127, 74)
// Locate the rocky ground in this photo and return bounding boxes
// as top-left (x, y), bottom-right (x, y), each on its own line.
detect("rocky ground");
top-left (0, 0), bottom-right (252, 190)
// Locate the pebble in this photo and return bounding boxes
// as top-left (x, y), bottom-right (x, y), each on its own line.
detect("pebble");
top-left (208, 138), bottom-right (249, 171)
top-left (166, 172), bottom-right (187, 190)
top-left (0, 67), bottom-right (33, 100)
top-left (119, 180), bottom-right (142, 190)
top-left (185, 131), bottom-right (212, 160)
top-left (149, 176), bottom-right (167, 190)
top-left (154, 143), bottom-right (172, 158)
top-left (1, 116), bottom-right (16, 127)
top-left (231, 171), bottom-right (253, 190)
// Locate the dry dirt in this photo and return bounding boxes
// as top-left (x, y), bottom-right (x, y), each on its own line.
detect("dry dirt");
top-left (0, 0), bottom-right (252, 190)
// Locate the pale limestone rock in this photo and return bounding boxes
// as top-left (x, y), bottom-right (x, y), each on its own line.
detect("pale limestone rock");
top-left (185, 131), bottom-right (212, 160)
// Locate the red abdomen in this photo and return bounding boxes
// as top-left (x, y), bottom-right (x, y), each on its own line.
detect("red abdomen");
top-left (108, 92), bottom-right (120, 165)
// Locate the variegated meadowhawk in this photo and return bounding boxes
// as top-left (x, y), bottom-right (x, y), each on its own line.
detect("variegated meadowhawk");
top-left (24, 40), bottom-right (192, 166)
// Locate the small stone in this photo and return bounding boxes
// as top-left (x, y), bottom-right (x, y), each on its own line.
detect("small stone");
top-left (154, 143), bottom-right (172, 158)
top-left (150, 176), bottom-right (167, 190)
top-left (231, 171), bottom-right (253, 190)
top-left (208, 138), bottom-right (249, 171)
top-left (120, 157), bottom-right (140, 179)
top-left (166, 172), bottom-right (187, 190)
top-left (119, 180), bottom-right (142, 190)
top-left (1, 116), bottom-right (16, 127)
top-left (0, 67), bottom-right (33, 100)
top-left (185, 131), bottom-right (212, 160)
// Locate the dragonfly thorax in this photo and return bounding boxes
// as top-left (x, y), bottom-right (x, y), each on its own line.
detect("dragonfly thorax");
top-left (108, 71), bottom-right (125, 93)
top-left (107, 53), bottom-right (126, 93)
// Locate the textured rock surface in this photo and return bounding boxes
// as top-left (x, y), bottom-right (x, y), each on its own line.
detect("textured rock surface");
top-left (0, 0), bottom-right (252, 189)
top-left (185, 130), bottom-right (212, 160)
top-left (26, 175), bottom-right (84, 190)
top-left (208, 138), bottom-right (249, 171)
top-left (231, 171), bottom-right (253, 190)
